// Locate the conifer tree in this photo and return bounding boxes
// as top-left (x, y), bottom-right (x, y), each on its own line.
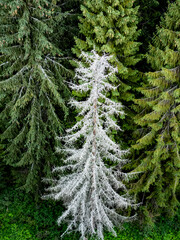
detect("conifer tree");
top-left (132, 0), bottom-right (180, 220)
top-left (0, 0), bottom-right (71, 194)
top-left (44, 51), bottom-right (137, 240)
top-left (73, 0), bottom-right (141, 104)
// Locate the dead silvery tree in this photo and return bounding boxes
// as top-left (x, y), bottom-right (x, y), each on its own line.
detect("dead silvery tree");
top-left (43, 50), bottom-right (138, 240)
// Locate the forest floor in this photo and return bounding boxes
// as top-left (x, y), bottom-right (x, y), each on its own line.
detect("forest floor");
top-left (0, 187), bottom-right (179, 240)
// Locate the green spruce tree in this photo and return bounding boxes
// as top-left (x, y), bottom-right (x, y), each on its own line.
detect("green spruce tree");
top-left (0, 0), bottom-right (71, 195)
top-left (73, 0), bottom-right (141, 146)
top-left (132, 0), bottom-right (180, 222)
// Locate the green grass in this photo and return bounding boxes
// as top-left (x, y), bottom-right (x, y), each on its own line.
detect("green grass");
top-left (0, 188), bottom-right (179, 240)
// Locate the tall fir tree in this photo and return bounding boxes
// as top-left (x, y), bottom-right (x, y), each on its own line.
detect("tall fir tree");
top-left (73, 0), bottom-right (141, 147)
top-left (132, 0), bottom-right (180, 222)
top-left (44, 51), bottom-right (137, 240)
top-left (0, 0), bottom-right (71, 195)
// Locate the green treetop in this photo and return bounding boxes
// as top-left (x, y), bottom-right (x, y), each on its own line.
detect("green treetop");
top-left (0, 0), bottom-right (71, 195)
top-left (73, 0), bottom-right (141, 103)
top-left (132, 0), bottom-right (180, 221)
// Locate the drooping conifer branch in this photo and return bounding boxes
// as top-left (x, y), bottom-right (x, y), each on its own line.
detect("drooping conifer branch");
top-left (0, 0), bottom-right (71, 194)
top-left (132, 0), bottom-right (180, 221)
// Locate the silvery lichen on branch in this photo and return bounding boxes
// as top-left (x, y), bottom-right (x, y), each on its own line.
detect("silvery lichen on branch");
top-left (44, 50), bottom-right (137, 240)
top-left (73, 0), bottom-right (141, 152)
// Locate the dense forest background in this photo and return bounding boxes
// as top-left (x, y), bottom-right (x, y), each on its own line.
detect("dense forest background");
top-left (0, 0), bottom-right (179, 239)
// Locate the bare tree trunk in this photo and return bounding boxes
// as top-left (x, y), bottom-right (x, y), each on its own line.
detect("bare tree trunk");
top-left (91, 76), bottom-right (98, 230)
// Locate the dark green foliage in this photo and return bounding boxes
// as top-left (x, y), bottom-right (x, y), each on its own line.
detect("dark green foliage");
top-left (132, 0), bottom-right (180, 222)
top-left (47, 0), bottom-right (81, 130)
top-left (73, 0), bottom-right (141, 101)
top-left (0, 88), bottom-right (11, 190)
top-left (0, 188), bottom-right (180, 240)
top-left (55, 0), bottom-right (81, 57)
top-left (0, 148), bottom-right (7, 190)
top-left (134, 0), bottom-right (169, 72)
top-left (135, 0), bottom-right (169, 54)
top-left (0, 159), bottom-right (12, 190)
top-left (0, 0), bottom-right (71, 195)
top-left (0, 118), bottom-right (5, 189)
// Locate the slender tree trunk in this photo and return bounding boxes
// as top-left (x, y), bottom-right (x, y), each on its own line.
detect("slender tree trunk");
top-left (92, 78), bottom-right (97, 158)
top-left (91, 76), bottom-right (98, 230)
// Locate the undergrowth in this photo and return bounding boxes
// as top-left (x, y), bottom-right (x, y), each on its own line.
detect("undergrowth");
top-left (0, 188), bottom-right (179, 240)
